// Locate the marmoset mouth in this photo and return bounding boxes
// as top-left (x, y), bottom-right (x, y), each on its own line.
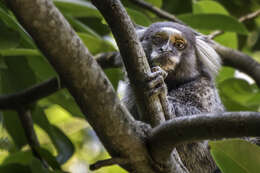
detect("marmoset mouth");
top-left (151, 55), bottom-right (179, 72)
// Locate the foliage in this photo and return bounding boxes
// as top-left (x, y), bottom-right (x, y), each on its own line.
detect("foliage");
top-left (0, 0), bottom-right (260, 172)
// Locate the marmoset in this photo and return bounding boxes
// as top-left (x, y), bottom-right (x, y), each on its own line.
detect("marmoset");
top-left (121, 22), bottom-right (224, 173)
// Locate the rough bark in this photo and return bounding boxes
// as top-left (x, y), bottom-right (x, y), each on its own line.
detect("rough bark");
top-left (5, 0), bottom-right (155, 172)
top-left (91, 0), bottom-right (166, 127)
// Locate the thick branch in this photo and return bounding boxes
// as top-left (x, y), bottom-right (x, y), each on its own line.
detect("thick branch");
top-left (128, 0), bottom-right (184, 24)
top-left (148, 112), bottom-right (260, 161)
top-left (0, 77), bottom-right (61, 110)
top-left (6, 0), bottom-right (153, 172)
top-left (213, 42), bottom-right (260, 87)
top-left (92, 0), bottom-right (165, 126)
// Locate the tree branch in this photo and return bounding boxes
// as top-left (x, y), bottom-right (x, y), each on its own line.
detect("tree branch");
top-left (148, 112), bottom-right (260, 161)
top-left (0, 77), bottom-right (61, 110)
top-left (17, 107), bottom-right (48, 167)
top-left (5, 0), bottom-right (155, 172)
top-left (90, 157), bottom-right (128, 171)
top-left (92, 0), bottom-right (165, 126)
top-left (128, 0), bottom-right (184, 25)
top-left (212, 42), bottom-right (260, 87)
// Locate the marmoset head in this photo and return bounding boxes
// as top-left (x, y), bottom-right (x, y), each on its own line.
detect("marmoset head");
top-left (137, 22), bottom-right (221, 86)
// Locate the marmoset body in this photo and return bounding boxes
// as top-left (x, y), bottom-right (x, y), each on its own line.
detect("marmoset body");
top-left (121, 22), bottom-right (224, 173)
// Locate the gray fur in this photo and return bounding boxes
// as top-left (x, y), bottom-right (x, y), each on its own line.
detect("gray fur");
top-left (121, 22), bottom-right (225, 173)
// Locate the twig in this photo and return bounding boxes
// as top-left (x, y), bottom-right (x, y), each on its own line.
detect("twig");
top-left (17, 107), bottom-right (48, 167)
top-left (128, 0), bottom-right (184, 25)
top-left (90, 157), bottom-right (128, 171)
top-left (209, 9), bottom-right (260, 39)
top-left (0, 77), bottom-right (62, 110)
top-left (148, 111), bottom-right (260, 161)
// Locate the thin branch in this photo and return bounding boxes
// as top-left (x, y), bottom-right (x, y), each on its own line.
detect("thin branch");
top-left (90, 157), bottom-right (128, 171)
top-left (92, 0), bottom-right (165, 126)
top-left (0, 77), bottom-right (61, 110)
top-left (17, 107), bottom-right (48, 167)
top-left (212, 42), bottom-right (260, 87)
top-left (239, 9), bottom-right (260, 22)
top-left (128, 0), bottom-right (184, 24)
top-left (148, 111), bottom-right (260, 161)
top-left (209, 9), bottom-right (260, 39)
top-left (6, 0), bottom-right (154, 173)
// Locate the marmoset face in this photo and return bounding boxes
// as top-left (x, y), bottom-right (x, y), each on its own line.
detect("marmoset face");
top-left (140, 22), bottom-right (195, 73)
top-left (148, 27), bottom-right (187, 72)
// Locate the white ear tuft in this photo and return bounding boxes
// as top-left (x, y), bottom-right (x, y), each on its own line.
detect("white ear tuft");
top-left (195, 36), bottom-right (221, 76)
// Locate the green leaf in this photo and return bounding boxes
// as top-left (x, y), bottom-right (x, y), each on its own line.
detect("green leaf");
top-left (0, 21), bottom-right (20, 49)
top-left (218, 78), bottom-right (260, 111)
top-left (0, 56), bottom-right (37, 148)
top-left (193, 1), bottom-right (229, 15)
top-left (146, 0), bottom-right (162, 8)
top-left (214, 32), bottom-right (238, 49)
top-left (126, 8), bottom-right (152, 26)
top-left (30, 158), bottom-right (51, 173)
top-left (104, 68), bottom-right (123, 90)
top-left (78, 32), bottom-right (116, 54)
top-left (210, 139), bottom-right (260, 173)
top-left (0, 8), bottom-right (35, 47)
top-left (216, 67), bottom-right (235, 84)
top-left (35, 147), bottom-right (61, 170)
top-left (162, 0), bottom-right (192, 15)
top-left (0, 163), bottom-right (31, 173)
top-left (178, 14), bottom-right (248, 34)
top-left (2, 150), bottom-right (33, 166)
top-left (31, 106), bottom-right (75, 165)
top-left (65, 16), bottom-right (101, 39)
top-left (54, 0), bottom-right (102, 18)
top-left (0, 49), bottom-right (40, 57)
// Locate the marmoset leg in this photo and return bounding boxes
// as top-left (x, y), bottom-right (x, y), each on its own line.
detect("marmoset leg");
top-left (146, 66), bottom-right (174, 120)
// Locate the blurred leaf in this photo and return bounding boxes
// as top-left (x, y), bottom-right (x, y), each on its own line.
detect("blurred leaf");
top-left (126, 8), bottom-right (152, 26)
top-left (78, 32), bottom-right (116, 54)
top-left (49, 125), bottom-right (75, 164)
top-left (39, 89), bottom-right (84, 118)
top-left (66, 16), bottom-right (101, 38)
top-left (193, 1), bottom-right (229, 15)
top-left (0, 56), bottom-right (37, 148)
top-left (214, 32), bottom-right (238, 49)
top-left (36, 147), bottom-right (61, 170)
top-left (0, 8), bottom-right (34, 47)
top-left (0, 163), bottom-right (31, 173)
top-left (218, 78), bottom-right (260, 111)
top-left (54, 0), bottom-right (102, 18)
top-left (104, 68), bottom-right (123, 90)
top-left (210, 139), bottom-right (260, 173)
top-left (0, 48), bottom-right (40, 56)
top-left (178, 14), bottom-right (248, 34)
top-left (0, 21), bottom-right (20, 49)
top-left (26, 56), bottom-right (57, 81)
top-left (30, 158), bottom-right (50, 173)
top-left (146, 0), bottom-right (162, 8)
top-left (31, 106), bottom-right (75, 165)
top-left (162, 0), bottom-right (192, 15)
top-left (2, 150), bottom-right (33, 166)
top-left (216, 67), bottom-right (235, 84)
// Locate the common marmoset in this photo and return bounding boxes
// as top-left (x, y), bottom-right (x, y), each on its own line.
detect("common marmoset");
top-left (121, 22), bottom-right (224, 173)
